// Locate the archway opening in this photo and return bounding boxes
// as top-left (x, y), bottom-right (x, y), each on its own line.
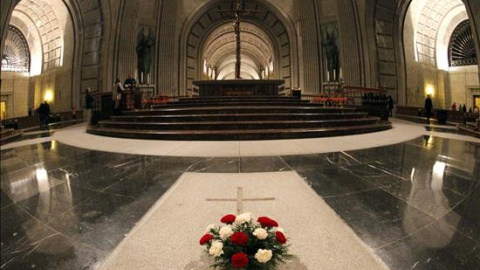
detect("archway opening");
top-left (201, 22), bottom-right (275, 80)
top-left (1, 0), bottom-right (75, 118)
top-left (403, 0), bottom-right (479, 109)
top-left (180, 0), bottom-right (297, 96)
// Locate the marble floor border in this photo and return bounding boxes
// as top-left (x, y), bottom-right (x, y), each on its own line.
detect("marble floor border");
top-left (2, 120), bottom-right (479, 156)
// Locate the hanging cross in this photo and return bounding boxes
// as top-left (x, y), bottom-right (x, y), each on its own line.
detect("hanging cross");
top-left (218, 1), bottom-right (259, 79)
top-left (206, 186), bottom-right (275, 214)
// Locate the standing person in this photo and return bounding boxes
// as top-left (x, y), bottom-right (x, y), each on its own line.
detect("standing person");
top-left (424, 95), bottom-right (433, 123)
top-left (72, 106), bottom-right (77, 120)
top-left (451, 102), bottom-right (456, 111)
top-left (85, 88), bottom-right (95, 125)
top-left (124, 74), bottom-right (136, 89)
top-left (387, 96), bottom-right (394, 117)
top-left (113, 78), bottom-right (124, 115)
top-left (38, 103), bottom-right (45, 128)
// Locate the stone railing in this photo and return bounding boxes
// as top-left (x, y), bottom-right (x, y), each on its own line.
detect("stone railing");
top-left (1, 111), bottom-right (84, 130)
top-left (396, 106), bottom-right (479, 123)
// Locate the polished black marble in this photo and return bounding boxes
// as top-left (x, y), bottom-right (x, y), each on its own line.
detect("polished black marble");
top-left (17, 183), bottom-right (101, 224)
top-left (381, 181), bottom-right (466, 219)
top-left (1, 135), bottom-right (479, 270)
top-left (324, 189), bottom-right (437, 248)
top-left (297, 165), bottom-right (377, 197)
top-left (1, 189), bottom-right (14, 209)
top-left (240, 156), bottom-right (291, 172)
top-left (440, 194), bottom-right (480, 243)
top-left (186, 157), bottom-right (240, 173)
top-left (103, 170), bottom-right (182, 199)
top-left (376, 223), bottom-right (480, 270)
top-left (46, 192), bottom-right (140, 251)
top-left (280, 154), bottom-right (328, 173)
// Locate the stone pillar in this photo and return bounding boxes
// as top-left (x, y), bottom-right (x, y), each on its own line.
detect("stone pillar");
top-left (337, 0), bottom-right (364, 87)
top-left (295, 0), bottom-right (321, 94)
top-left (156, 1), bottom-right (178, 96)
top-left (115, 0), bottom-right (141, 82)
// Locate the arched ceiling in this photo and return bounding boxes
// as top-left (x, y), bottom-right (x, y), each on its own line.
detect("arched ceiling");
top-left (202, 22), bottom-right (274, 80)
top-left (2, 26), bottom-right (30, 73)
top-left (11, 0), bottom-right (67, 74)
top-left (181, 0), bottom-right (297, 92)
top-left (410, 0), bottom-right (466, 67)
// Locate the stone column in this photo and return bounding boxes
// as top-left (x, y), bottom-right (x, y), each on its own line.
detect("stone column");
top-left (337, 0), bottom-right (364, 87)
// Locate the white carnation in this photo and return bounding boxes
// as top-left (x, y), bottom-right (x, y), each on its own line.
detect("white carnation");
top-left (235, 212), bottom-right (252, 224)
top-left (219, 226), bottom-right (233, 240)
top-left (205, 224), bottom-right (216, 233)
top-left (255, 249), bottom-right (273, 263)
top-left (253, 228), bottom-right (268, 240)
top-left (209, 241), bottom-right (224, 257)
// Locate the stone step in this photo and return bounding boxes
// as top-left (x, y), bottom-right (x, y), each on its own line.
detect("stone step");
top-left (0, 129), bottom-right (22, 145)
top-left (124, 106), bottom-right (357, 116)
top-left (111, 112), bottom-right (369, 122)
top-left (87, 122), bottom-right (392, 140)
top-left (153, 101), bottom-right (312, 108)
top-left (98, 117), bottom-right (381, 131)
top-left (178, 96), bottom-right (300, 102)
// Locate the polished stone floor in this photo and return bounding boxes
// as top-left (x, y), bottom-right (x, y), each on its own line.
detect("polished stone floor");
top-left (1, 133), bottom-right (479, 269)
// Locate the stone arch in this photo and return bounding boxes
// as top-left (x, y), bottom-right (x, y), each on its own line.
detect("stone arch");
top-left (448, 20), bottom-right (477, 67)
top-left (13, 0), bottom-right (64, 72)
top-left (2, 0), bottom-right (105, 115)
top-left (2, 26), bottom-right (31, 73)
top-left (202, 22), bottom-right (275, 80)
top-left (369, 0), bottom-right (480, 106)
top-left (179, 0), bottom-right (299, 95)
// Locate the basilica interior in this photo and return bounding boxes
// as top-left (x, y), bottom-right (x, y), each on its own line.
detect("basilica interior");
top-left (1, 0), bottom-right (479, 269)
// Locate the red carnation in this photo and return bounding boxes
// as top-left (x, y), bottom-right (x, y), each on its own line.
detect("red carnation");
top-left (231, 252), bottom-right (249, 268)
top-left (199, 234), bottom-right (213, 245)
top-left (257, 216), bottom-right (279, 228)
top-left (230, 232), bottom-right (249, 246)
top-left (220, 214), bottom-right (236, 224)
top-left (276, 231), bottom-right (287, 244)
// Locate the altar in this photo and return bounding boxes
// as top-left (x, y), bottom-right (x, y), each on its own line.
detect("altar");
top-left (193, 80), bottom-right (284, 97)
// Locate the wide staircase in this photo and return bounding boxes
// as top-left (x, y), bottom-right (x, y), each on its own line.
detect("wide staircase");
top-left (87, 96), bottom-right (391, 140)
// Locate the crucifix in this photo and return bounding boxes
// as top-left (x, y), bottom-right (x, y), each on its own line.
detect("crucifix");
top-left (218, 1), bottom-right (258, 79)
top-left (206, 186), bottom-right (275, 214)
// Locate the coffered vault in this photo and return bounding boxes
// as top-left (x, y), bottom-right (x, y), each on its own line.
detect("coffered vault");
top-left (180, 0), bottom-right (298, 95)
top-left (202, 22), bottom-right (275, 80)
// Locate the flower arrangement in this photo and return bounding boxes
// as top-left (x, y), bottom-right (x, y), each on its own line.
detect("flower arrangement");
top-left (199, 213), bottom-right (294, 270)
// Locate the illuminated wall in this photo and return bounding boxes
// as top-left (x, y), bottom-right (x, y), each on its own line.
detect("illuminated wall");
top-left (0, 0), bottom-right (74, 118)
top-left (403, 0), bottom-right (479, 109)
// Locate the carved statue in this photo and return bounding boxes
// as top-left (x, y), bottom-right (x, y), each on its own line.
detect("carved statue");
top-left (136, 28), bottom-right (155, 84)
top-left (322, 27), bottom-right (340, 81)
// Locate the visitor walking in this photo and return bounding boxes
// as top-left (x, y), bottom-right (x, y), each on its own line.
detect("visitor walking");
top-left (387, 96), bottom-right (394, 117)
top-left (424, 95), bottom-right (433, 124)
top-left (85, 88), bottom-right (95, 125)
top-left (113, 78), bottom-right (124, 115)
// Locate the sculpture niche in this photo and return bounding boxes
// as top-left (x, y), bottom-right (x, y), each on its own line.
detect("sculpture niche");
top-left (136, 28), bottom-right (155, 85)
top-left (321, 25), bottom-right (340, 82)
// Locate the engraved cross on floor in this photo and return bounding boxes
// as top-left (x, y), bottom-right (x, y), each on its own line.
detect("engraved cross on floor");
top-left (206, 186), bottom-right (275, 214)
